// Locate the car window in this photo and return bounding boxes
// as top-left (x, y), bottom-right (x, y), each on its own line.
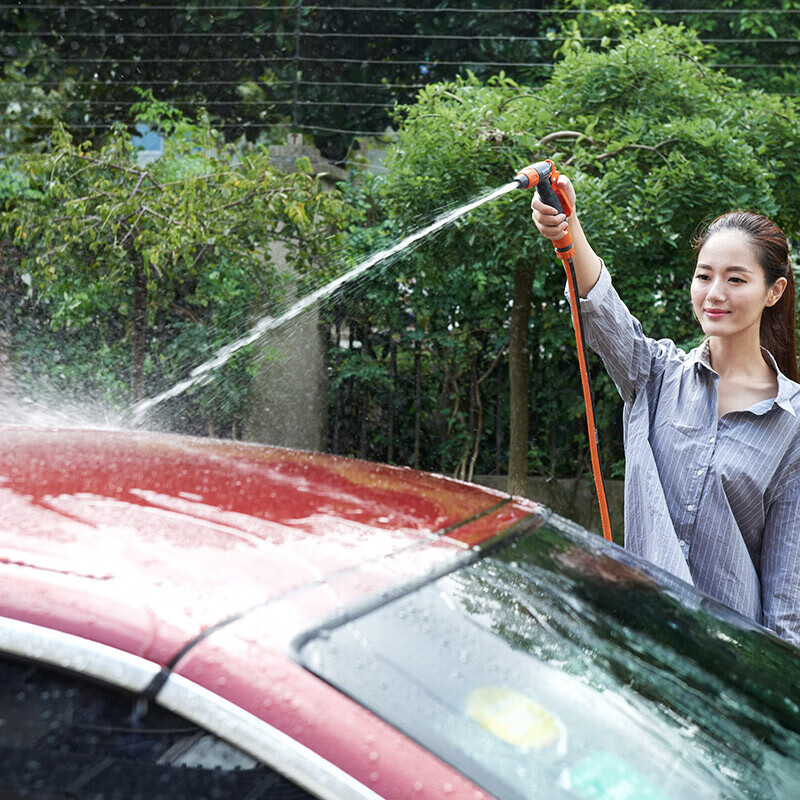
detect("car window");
top-left (296, 521), bottom-right (800, 800)
top-left (0, 655), bottom-right (315, 799)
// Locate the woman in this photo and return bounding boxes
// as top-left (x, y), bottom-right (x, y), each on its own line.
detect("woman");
top-left (532, 175), bottom-right (800, 645)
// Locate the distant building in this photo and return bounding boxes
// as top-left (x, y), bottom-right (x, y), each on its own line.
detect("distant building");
top-left (132, 124), bottom-right (164, 165)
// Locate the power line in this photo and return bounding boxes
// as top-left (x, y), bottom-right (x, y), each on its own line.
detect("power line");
top-left (2, 30), bottom-right (798, 44)
top-left (26, 121), bottom-right (394, 135)
top-left (0, 5), bottom-right (796, 147)
top-left (7, 52), bottom-right (798, 67)
top-left (18, 79), bottom-right (430, 89)
top-left (2, 60), bottom-right (792, 102)
top-left (84, 99), bottom-right (397, 107)
top-left (0, 30), bottom-right (572, 39)
top-left (1, 4), bottom-right (800, 12)
top-left (308, 4), bottom-right (800, 11)
top-left (1, 56), bottom-right (295, 63)
top-left (0, 56), bottom-right (556, 66)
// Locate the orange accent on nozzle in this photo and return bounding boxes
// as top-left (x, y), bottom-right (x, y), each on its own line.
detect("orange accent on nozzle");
top-left (514, 160), bottom-right (574, 218)
top-left (553, 233), bottom-right (575, 261)
top-left (513, 164), bottom-right (541, 190)
top-left (545, 160), bottom-right (573, 219)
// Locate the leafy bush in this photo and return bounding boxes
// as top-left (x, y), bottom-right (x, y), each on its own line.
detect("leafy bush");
top-left (325, 25), bottom-right (800, 481)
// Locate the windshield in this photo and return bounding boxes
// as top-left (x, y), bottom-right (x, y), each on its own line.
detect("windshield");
top-left (295, 518), bottom-right (800, 800)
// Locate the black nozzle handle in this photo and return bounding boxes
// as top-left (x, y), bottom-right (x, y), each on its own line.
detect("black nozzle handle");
top-left (534, 163), bottom-right (564, 216)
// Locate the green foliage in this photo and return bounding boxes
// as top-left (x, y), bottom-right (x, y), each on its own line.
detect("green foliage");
top-left (1, 1), bottom-right (798, 164)
top-left (3, 99), bottom-right (353, 430)
top-left (0, 50), bottom-right (84, 155)
top-left (12, 320), bottom-right (130, 413)
top-left (328, 25), bottom-right (800, 479)
top-left (550, 0), bottom-right (800, 96)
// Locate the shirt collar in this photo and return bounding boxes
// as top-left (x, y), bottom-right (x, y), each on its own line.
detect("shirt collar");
top-left (689, 339), bottom-right (799, 417)
top-left (763, 348), bottom-right (799, 417)
top-left (685, 338), bottom-right (715, 376)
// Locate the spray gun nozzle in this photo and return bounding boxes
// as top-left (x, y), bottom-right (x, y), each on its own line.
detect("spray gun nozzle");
top-left (513, 161), bottom-right (552, 190)
top-left (514, 164), bottom-right (541, 189)
top-left (513, 159), bottom-right (572, 219)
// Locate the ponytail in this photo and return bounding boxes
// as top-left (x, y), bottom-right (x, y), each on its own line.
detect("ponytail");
top-left (761, 266), bottom-right (798, 382)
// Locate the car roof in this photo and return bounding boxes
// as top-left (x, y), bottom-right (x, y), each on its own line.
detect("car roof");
top-left (5, 427), bottom-right (800, 800)
top-left (0, 426), bottom-right (541, 664)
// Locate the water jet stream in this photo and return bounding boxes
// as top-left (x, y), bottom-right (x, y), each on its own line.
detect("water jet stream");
top-left (129, 181), bottom-right (518, 424)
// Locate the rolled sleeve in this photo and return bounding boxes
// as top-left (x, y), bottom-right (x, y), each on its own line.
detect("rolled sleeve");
top-left (565, 261), bottom-right (684, 405)
top-left (761, 472), bottom-right (800, 645)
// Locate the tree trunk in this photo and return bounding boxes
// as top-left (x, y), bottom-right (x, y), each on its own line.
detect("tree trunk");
top-left (130, 258), bottom-right (147, 403)
top-left (507, 263), bottom-right (535, 496)
top-left (332, 317), bottom-right (342, 453)
top-left (0, 246), bottom-right (16, 403)
top-left (413, 335), bottom-right (422, 470)
top-left (433, 342), bottom-right (450, 470)
top-left (467, 352), bottom-right (476, 437)
top-left (387, 337), bottom-right (396, 463)
top-left (467, 355), bottom-right (482, 483)
top-left (495, 365), bottom-right (503, 474)
top-left (346, 322), bottom-right (356, 450)
top-left (358, 325), bottom-right (370, 459)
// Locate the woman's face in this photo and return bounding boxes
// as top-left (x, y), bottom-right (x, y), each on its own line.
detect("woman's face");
top-left (691, 230), bottom-right (786, 341)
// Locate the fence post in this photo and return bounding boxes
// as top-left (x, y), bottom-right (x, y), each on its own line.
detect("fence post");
top-left (292, 0), bottom-right (303, 131)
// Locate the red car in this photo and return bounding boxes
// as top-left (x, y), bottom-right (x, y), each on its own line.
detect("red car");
top-left (2, 426), bottom-right (800, 800)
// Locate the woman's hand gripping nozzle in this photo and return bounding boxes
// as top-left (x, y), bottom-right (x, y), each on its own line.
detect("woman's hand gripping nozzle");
top-left (514, 160), bottom-right (575, 260)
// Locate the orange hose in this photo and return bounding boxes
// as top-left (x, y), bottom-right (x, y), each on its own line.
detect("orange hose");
top-left (517, 159), bottom-right (613, 541)
top-left (560, 253), bottom-right (614, 543)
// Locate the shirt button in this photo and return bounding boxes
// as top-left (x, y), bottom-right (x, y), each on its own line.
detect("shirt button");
top-left (679, 539), bottom-right (686, 547)
top-left (709, 436), bottom-right (716, 443)
top-left (696, 469), bottom-right (704, 476)
top-left (687, 504), bottom-right (695, 512)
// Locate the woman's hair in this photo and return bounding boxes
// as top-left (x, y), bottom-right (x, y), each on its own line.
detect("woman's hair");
top-left (693, 211), bottom-right (798, 382)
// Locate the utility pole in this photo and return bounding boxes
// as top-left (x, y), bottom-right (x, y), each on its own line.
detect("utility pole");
top-left (292, 0), bottom-right (302, 132)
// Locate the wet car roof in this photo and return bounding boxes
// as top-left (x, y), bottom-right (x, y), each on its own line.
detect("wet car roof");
top-left (0, 426), bottom-right (541, 664)
top-left (4, 427), bottom-right (800, 800)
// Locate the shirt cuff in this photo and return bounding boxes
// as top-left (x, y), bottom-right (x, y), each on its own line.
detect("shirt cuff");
top-left (564, 259), bottom-right (612, 312)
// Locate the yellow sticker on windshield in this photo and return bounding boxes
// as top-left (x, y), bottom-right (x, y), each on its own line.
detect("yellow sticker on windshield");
top-left (466, 686), bottom-right (562, 749)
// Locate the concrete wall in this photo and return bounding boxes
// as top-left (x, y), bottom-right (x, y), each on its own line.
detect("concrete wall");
top-left (243, 303), bottom-right (329, 451)
top-left (474, 475), bottom-right (625, 545)
top-left (243, 135), bottom-right (345, 450)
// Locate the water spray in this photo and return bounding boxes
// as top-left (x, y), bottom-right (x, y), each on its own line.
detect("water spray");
top-left (128, 182), bottom-right (518, 424)
top-left (126, 157), bottom-right (611, 545)
top-left (515, 160), bottom-right (613, 543)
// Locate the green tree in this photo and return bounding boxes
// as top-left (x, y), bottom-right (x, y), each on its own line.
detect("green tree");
top-left (0, 1), bottom-right (562, 162)
top-left (0, 1), bottom-right (295, 148)
top-left (345, 24), bottom-right (800, 495)
top-left (550, 0), bottom-right (800, 97)
top-left (2, 1), bottom-right (797, 165)
top-left (1, 99), bottom-right (351, 407)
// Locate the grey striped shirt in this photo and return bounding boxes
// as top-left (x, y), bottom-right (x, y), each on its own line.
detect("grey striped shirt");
top-left (570, 264), bottom-right (800, 644)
